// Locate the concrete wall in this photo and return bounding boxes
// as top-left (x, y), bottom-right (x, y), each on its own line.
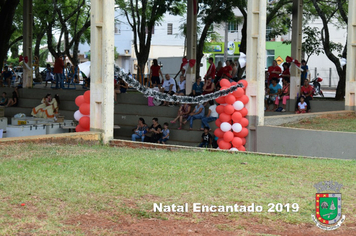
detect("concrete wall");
top-left (257, 125), bottom-right (356, 159)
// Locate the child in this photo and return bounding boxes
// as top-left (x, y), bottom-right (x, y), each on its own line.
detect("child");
top-left (296, 96), bottom-right (307, 114)
top-left (199, 127), bottom-right (212, 148)
top-left (158, 122), bottom-right (170, 144)
top-left (44, 64), bottom-right (54, 87)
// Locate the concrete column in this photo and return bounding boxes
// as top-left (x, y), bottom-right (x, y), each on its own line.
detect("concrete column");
top-left (90, 0), bottom-right (115, 143)
top-left (245, 0), bottom-right (266, 151)
top-left (186, 0), bottom-right (197, 95)
top-left (289, 0), bottom-right (303, 111)
top-left (23, 0), bottom-right (33, 88)
top-left (345, 0), bottom-right (356, 110)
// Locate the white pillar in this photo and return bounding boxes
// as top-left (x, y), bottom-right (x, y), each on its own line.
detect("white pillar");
top-left (186, 0), bottom-right (197, 95)
top-left (289, 0), bottom-right (303, 111)
top-left (245, 0), bottom-right (266, 151)
top-left (23, 0), bottom-right (33, 88)
top-left (345, 0), bottom-right (356, 110)
top-left (90, 0), bottom-right (115, 143)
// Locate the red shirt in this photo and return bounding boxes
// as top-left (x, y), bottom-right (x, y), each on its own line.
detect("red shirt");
top-left (282, 68), bottom-right (290, 78)
top-left (222, 65), bottom-right (232, 78)
top-left (301, 85), bottom-right (313, 98)
top-left (53, 57), bottom-right (64, 74)
top-left (268, 65), bottom-right (282, 81)
top-left (150, 65), bottom-right (160, 77)
top-left (206, 63), bottom-right (216, 79)
top-left (216, 67), bottom-right (224, 77)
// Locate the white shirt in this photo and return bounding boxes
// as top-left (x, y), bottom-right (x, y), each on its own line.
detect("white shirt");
top-left (298, 102), bottom-right (307, 110)
top-left (162, 78), bottom-right (176, 92)
top-left (179, 80), bottom-right (186, 90)
top-left (209, 105), bottom-right (218, 118)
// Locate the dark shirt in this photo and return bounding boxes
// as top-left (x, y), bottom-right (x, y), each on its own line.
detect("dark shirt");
top-left (202, 133), bottom-right (212, 143)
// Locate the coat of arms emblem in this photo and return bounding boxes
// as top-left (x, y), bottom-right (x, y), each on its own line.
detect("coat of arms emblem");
top-left (311, 181), bottom-right (345, 230)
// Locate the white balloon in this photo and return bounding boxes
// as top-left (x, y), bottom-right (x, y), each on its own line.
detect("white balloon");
top-left (230, 147), bottom-right (239, 151)
top-left (232, 123), bottom-right (242, 133)
top-left (74, 110), bottom-right (84, 121)
top-left (220, 122), bottom-right (232, 132)
top-left (233, 101), bottom-right (244, 111)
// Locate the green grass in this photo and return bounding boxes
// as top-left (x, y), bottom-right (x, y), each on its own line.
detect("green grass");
top-left (0, 143), bottom-right (355, 235)
top-left (282, 113), bottom-right (356, 132)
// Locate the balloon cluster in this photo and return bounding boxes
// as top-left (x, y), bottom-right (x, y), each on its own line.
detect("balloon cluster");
top-left (214, 79), bottom-right (249, 151)
top-left (74, 91), bottom-right (90, 132)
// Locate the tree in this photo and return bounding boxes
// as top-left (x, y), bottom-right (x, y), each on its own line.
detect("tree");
top-left (116, 0), bottom-right (185, 81)
top-left (309, 0), bottom-right (347, 100)
top-left (195, 0), bottom-right (238, 77)
top-left (236, 0), bottom-right (293, 78)
top-left (0, 0), bottom-right (20, 68)
top-left (283, 26), bottom-right (324, 63)
top-left (46, 0), bottom-right (91, 67)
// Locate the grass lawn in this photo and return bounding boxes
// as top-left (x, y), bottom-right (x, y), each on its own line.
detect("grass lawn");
top-left (282, 113), bottom-right (356, 132)
top-left (0, 143), bottom-right (355, 235)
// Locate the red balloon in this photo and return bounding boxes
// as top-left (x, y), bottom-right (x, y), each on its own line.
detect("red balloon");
top-left (225, 94), bottom-right (236, 105)
top-left (75, 125), bottom-right (86, 132)
top-left (220, 79), bottom-right (231, 88)
top-left (223, 131), bottom-right (234, 142)
top-left (239, 95), bottom-right (249, 105)
top-left (217, 138), bottom-right (222, 145)
top-left (240, 108), bottom-right (248, 117)
top-left (235, 128), bottom-right (249, 138)
top-left (218, 140), bottom-right (231, 150)
top-left (79, 116), bottom-right (90, 130)
top-left (214, 128), bottom-right (224, 138)
top-left (79, 103), bottom-right (90, 115)
top-left (84, 90), bottom-right (90, 103)
top-left (232, 137), bottom-right (243, 148)
top-left (215, 119), bottom-right (222, 128)
top-left (75, 95), bottom-right (85, 107)
top-left (231, 112), bottom-right (242, 123)
top-left (238, 146), bottom-right (246, 152)
top-left (219, 113), bottom-right (231, 123)
top-left (215, 96), bottom-right (225, 104)
top-left (240, 118), bottom-right (249, 127)
top-left (241, 138), bottom-right (246, 145)
top-left (216, 105), bottom-right (225, 114)
top-left (231, 82), bottom-right (237, 86)
top-left (233, 87), bottom-right (244, 98)
top-left (239, 80), bottom-right (248, 89)
top-left (224, 104), bottom-right (235, 115)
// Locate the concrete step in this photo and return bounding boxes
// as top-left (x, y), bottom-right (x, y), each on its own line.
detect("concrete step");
top-left (114, 114), bottom-right (217, 131)
top-left (114, 104), bottom-right (181, 117)
top-left (114, 136), bottom-right (200, 147)
top-left (115, 124), bottom-right (213, 143)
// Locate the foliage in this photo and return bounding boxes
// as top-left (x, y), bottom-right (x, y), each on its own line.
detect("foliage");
top-left (115, 0), bottom-right (185, 76)
top-left (307, 0), bottom-right (348, 100)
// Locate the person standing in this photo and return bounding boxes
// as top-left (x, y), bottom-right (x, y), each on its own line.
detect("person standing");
top-left (204, 57), bottom-right (216, 81)
top-left (267, 60), bottom-right (282, 85)
top-left (300, 60), bottom-right (309, 86)
top-left (1, 66), bottom-right (13, 87)
top-left (149, 59), bottom-right (163, 88)
top-left (53, 54), bottom-right (65, 89)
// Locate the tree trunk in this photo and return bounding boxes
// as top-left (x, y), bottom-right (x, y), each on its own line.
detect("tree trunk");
top-left (34, 29), bottom-right (45, 81)
top-left (237, 6), bottom-right (247, 79)
top-left (335, 66), bottom-right (346, 100)
top-left (196, 22), bottom-right (213, 78)
top-left (0, 0), bottom-right (20, 67)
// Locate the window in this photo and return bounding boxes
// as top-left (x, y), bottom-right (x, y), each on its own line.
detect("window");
top-left (167, 23), bottom-right (173, 35)
top-left (115, 23), bottom-right (121, 34)
top-left (145, 26), bottom-right (155, 34)
top-left (228, 21), bottom-right (238, 33)
top-left (266, 50), bottom-right (275, 68)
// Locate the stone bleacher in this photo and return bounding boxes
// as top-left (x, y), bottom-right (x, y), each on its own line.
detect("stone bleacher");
top-left (1, 87), bottom-right (217, 146)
